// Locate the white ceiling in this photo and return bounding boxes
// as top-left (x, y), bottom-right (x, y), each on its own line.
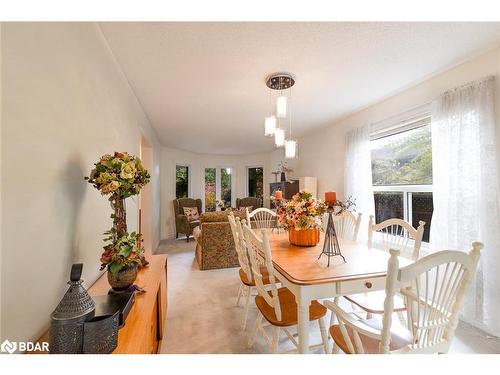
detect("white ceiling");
top-left (99, 22), bottom-right (500, 155)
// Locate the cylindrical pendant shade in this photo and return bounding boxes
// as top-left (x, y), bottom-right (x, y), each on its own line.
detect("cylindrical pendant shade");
top-left (274, 128), bottom-right (285, 147)
top-left (276, 96), bottom-right (287, 118)
top-left (264, 116), bottom-right (277, 136)
top-left (285, 139), bottom-right (297, 158)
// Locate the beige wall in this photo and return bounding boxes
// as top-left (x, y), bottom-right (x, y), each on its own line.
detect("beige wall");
top-left (0, 23), bottom-right (3, 342)
top-left (1, 23), bottom-right (161, 343)
top-left (294, 47), bottom-right (500, 201)
top-left (161, 146), bottom-right (288, 239)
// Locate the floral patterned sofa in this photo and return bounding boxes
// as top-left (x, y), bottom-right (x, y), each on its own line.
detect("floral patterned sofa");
top-left (194, 210), bottom-right (246, 270)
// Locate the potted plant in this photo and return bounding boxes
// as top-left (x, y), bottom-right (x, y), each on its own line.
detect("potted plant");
top-left (275, 191), bottom-right (327, 246)
top-left (85, 152), bottom-right (150, 291)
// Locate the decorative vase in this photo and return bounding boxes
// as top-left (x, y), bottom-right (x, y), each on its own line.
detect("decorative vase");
top-left (288, 228), bottom-right (320, 247)
top-left (280, 172), bottom-right (286, 182)
top-left (107, 264), bottom-right (138, 291)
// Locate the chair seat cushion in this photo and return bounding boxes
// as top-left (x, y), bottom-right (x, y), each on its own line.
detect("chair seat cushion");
top-left (344, 291), bottom-right (406, 314)
top-left (255, 287), bottom-right (327, 327)
top-left (239, 267), bottom-right (271, 286)
top-left (330, 315), bottom-right (413, 354)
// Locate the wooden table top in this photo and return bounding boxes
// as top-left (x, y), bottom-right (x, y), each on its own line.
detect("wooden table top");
top-left (267, 232), bottom-right (410, 286)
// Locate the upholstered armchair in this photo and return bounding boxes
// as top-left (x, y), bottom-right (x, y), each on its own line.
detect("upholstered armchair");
top-left (173, 198), bottom-right (202, 242)
top-left (235, 197), bottom-right (261, 210)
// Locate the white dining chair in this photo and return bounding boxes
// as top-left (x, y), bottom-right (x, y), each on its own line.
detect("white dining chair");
top-left (243, 223), bottom-right (330, 353)
top-left (325, 241), bottom-right (483, 354)
top-left (228, 213), bottom-right (271, 330)
top-left (246, 207), bottom-right (277, 230)
top-left (323, 211), bottom-right (362, 241)
top-left (368, 216), bottom-right (426, 261)
top-left (342, 217), bottom-right (426, 320)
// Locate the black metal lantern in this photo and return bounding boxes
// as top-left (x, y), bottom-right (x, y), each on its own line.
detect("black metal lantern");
top-left (49, 264), bottom-right (95, 353)
top-left (318, 207), bottom-right (346, 267)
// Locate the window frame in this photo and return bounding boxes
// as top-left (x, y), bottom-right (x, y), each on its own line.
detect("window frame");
top-left (175, 163), bottom-right (192, 199)
top-left (245, 165), bottom-right (265, 200)
top-left (201, 165), bottom-right (236, 211)
top-left (370, 114), bottom-right (433, 245)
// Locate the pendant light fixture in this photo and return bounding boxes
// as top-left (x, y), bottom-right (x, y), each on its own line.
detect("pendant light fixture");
top-left (285, 139), bottom-right (297, 158)
top-left (264, 88), bottom-right (276, 136)
top-left (284, 83), bottom-right (297, 159)
top-left (264, 116), bottom-right (277, 136)
top-left (276, 96), bottom-right (287, 118)
top-left (265, 73), bottom-right (297, 156)
top-left (274, 127), bottom-right (285, 147)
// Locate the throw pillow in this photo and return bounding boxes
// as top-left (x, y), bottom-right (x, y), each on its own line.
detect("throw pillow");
top-left (183, 207), bottom-right (200, 222)
top-left (238, 206), bottom-right (253, 213)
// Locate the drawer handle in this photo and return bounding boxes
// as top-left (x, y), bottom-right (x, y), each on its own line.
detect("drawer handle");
top-left (365, 282), bottom-right (373, 289)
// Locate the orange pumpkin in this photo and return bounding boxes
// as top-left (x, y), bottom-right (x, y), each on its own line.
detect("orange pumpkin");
top-left (288, 228), bottom-right (320, 247)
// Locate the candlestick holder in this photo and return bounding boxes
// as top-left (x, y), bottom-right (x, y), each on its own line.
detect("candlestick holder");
top-left (318, 205), bottom-right (346, 266)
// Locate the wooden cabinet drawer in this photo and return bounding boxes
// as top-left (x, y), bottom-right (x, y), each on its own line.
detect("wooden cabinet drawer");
top-left (338, 277), bottom-right (386, 295)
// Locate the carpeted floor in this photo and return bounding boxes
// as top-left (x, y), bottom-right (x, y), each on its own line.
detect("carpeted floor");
top-left (156, 238), bottom-right (500, 354)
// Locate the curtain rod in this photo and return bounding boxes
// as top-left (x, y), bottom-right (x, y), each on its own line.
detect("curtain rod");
top-left (370, 101), bottom-right (432, 131)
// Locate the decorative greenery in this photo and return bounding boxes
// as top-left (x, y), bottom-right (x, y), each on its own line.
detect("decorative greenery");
top-left (278, 161), bottom-right (293, 174)
top-left (85, 152), bottom-right (151, 274)
top-left (100, 230), bottom-right (145, 274)
top-left (330, 196), bottom-right (356, 215)
top-left (85, 152), bottom-right (150, 198)
top-left (274, 191), bottom-right (327, 231)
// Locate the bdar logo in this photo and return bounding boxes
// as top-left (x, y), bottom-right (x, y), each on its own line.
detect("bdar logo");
top-left (1, 340), bottom-right (17, 354)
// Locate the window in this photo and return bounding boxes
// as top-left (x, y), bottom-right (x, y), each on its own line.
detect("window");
top-left (220, 168), bottom-right (232, 209)
top-left (204, 167), bottom-right (233, 211)
top-left (175, 165), bottom-right (189, 199)
top-left (204, 168), bottom-right (216, 212)
top-left (247, 167), bottom-right (264, 204)
top-left (370, 118), bottom-right (433, 242)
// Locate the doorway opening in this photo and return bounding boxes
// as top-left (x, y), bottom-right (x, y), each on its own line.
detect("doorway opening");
top-left (139, 135), bottom-right (154, 255)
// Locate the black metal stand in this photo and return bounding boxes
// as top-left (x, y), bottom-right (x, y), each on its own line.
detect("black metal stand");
top-left (318, 209), bottom-right (346, 266)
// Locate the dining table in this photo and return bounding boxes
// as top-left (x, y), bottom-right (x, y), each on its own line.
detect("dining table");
top-left (266, 231), bottom-right (411, 354)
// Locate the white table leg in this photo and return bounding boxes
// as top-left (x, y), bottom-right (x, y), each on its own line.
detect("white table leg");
top-left (297, 296), bottom-right (311, 354)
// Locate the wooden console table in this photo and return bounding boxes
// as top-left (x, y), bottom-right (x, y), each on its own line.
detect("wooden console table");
top-left (37, 254), bottom-right (167, 354)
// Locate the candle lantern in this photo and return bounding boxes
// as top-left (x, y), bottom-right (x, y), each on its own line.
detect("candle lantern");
top-left (318, 193), bottom-right (354, 267)
top-left (49, 264), bottom-right (122, 354)
top-left (318, 206), bottom-right (346, 266)
top-left (50, 264), bottom-right (96, 353)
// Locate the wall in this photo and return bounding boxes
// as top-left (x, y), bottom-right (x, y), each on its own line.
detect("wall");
top-left (161, 147), bottom-right (295, 239)
top-left (1, 22), bottom-right (161, 343)
top-left (0, 23), bottom-right (3, 342)
top-left (294, 47), bottom-right (500, 201)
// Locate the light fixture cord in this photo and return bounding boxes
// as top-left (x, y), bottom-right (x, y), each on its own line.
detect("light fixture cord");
top-left (289, 84), bottom-right (292, 138)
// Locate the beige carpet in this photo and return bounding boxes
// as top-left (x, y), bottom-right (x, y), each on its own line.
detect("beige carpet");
top-left (156, 238), bottom-right (500, 354)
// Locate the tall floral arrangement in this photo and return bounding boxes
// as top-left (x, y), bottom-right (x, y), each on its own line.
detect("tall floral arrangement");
top-left (275, 191), bottom-right (327, 230)
top-left (85, 152), bottom-right (150, 274)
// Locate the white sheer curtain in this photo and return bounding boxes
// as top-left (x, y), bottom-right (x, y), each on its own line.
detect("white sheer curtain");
top-left (430, 76), bottom-right (500, 336)
top-left (344, 125), bottom-right (375, 240)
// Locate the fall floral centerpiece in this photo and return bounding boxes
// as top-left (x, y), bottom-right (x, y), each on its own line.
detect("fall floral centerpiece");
top-left (275, 191), bottom-right (327, 246)
top-left (85, 152), bottom-right (150, 291)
